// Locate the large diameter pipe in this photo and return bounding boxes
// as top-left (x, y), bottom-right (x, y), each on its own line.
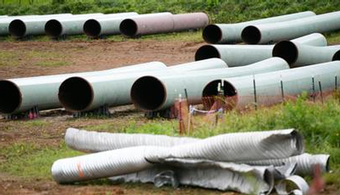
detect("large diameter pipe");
top-left (242, 11), bottom-right (340, 44)
top-left (9, 14), bottom-right (73, 38)
top-left (202, 11), bottom-right (316, 44)
top-left (273, 41), bottom-right (340, 67)
top-left (58, 59), bottom-right (228, 112)
top-left (172, 12), bottom-right (209, 32)
top-left (44, 13), bottom-right (139, 38)
top-left (0, 62), bottom-right (166, 115)
top-left (119, 12), bottom-right (174, 37)
top-left (120, 12), bottom-right (209, 37)
top-left (195, 33), bottom-right (327, 67)
top-left (202, 61), bottom-right (340, 110)
top-left (0, 15), bottom-right (39, 36)
top-left (131, 57), bottom-right (289, 111)
top-left (83, 12), bottom-right (139, 38)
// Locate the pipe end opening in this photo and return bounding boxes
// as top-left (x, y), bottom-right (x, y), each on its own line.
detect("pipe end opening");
top-left (9, 19), bottom-right (26, 38)
top-left (272, 41), bottom-right (298, 65)
top-left (202, 80), bottom-right (237, 109)
top-left (195, 45), bottom-right (221, 61)
top-left (58, 77), bottom-right (93, 112)
top-left (0, 80), bottom-right (21, 114)
top-left (202, 24), bottom-right (222, 44)
top-left (83, 19), bottom-right (101, 38)
top-left (120, 19), bottom-right (138, 37)
top-left (332, 50), bottom-right (340, 61)
top-left (45, 19), bottom-right (62, 38)
top-left (241, 26), bottom-right (261, 44)
top-left (131, 76), bottom-right (166, 111)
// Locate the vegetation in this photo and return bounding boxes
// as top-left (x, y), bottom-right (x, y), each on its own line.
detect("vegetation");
top-left (1, 0), bottom-right (340, 23)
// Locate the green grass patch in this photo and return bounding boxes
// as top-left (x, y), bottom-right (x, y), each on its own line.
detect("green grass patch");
top-left (0, 50), bottom-right (20, 66)
top-left (0, 141), bottom-right (82, 179)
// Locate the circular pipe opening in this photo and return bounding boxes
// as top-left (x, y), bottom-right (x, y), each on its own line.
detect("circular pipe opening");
top-left (272, 41), bottom-right (298, 65)
top-left (120, 19), bottom-right (138, 37)
top-left (131, 76), bottom-right (166, 111)
top-left (0, 80), bottom-right (21, 114)
top-left (202, 80), bottom-right (237, 109)
top-left (58, 77), bottom-right (93, 112)
top-left (202, 24), bottom-right (222, 44)
top-left (325, 156), bottom-right (330, 172)
top-left (195, 45), bottom-right (221, 61)
top-left (83, 19), bottom-right (101, 38)
top-left (9, 19), bottom-right (26, 38)
top-left (291, 130), bottom-right (304, 154)
top-left (241, 25), bottom-right (261, 44)
top-left (45, 19), bottom-right (62, 38)
top-left (332, 50), bottom-right (340, 61)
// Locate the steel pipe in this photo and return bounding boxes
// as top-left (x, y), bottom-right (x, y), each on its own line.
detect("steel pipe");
top-left (131, 57), bottom-right (289, 112)
top-left (195, 33), bottom-right (327, 67)
top-left (120, 12), bottom-right (209, 37)
top-left (202, 11), bottom-right (316, 44)
top-left (58, 59), bottom-right (228, 112)
top-left (0, 15), bottom-right (38, 35)
top-left (242, 11), bottom-right (340, 44)
top-left (44, 13), bottom-right (136, 38)
top-left (273, 41), bottom-right (340, 67)
top-left (9, 14), bottom-right (73, 38)
top-left (202, 61), bottom-right (340, 110)
top-left (0, 62), bottom-right (166, 115)
top-left (83, 12), bottom-right (139, 38)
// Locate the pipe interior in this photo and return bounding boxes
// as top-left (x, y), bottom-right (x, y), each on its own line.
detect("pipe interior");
top-left (83, 19), bottom-right (101, 37)
top-left (9, 19), bottom-right (26, 37)
top-left (202, 24), bottom-right (222, 44)
top-left (0, 80), bottom-right (21, 114)
top-left (332, 50), bottom-right (340, 61)
top-left (58, 77), bottom-right (93, 111)
top-left (45, 19), bottom-right (62, 38)
top-left (195, 45), bottom-right (221, 61)
top-left (241, 26), bottom-right (261, 44)
top-left (202, 80), bottom-right (237, 97)
top-left (119, 19), bottom-right (138, 36)
top-left (272, 41), bottom-right (298, 65)
top-left (130, 76), bottom-right (166, 111)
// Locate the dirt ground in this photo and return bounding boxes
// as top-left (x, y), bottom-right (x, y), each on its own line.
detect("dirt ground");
top-left (0, 39), bottom-right (222, 195)
top-left (0, 39), bottom-right (338, 195)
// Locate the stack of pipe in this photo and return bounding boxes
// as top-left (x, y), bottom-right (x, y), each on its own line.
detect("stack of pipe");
top-left (195, 33), bottom-right (327, 67)
top-left (241, 11), bottom-right (340, 44)
top-left (202, 61), bottom-right (340, 110)
top-left (130, 57), bottom-right (289, 112)
top-left (0, 61), bottom-right (167, 115)
top-left (119, 12), bottom-right (209, 37)
top-left (52, 128), bottom-right (330, 194)
top-left (44, 13), bottom-right (139, 39)
top-left (8, 13), bottom-right (73, 38)
top-left (58, 59), bottom-right (228, 113)
top-left (202, 11), bottom-right (316, 44)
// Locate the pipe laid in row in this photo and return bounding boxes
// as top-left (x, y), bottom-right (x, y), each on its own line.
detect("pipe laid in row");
top-left (202, 11), bottom-right (316, 44)
top-left (130, 57), bottom-right (289, 112)
top-left (202, 61), bottom-right (340, 110)
top-left (195, 33), bottom-right (327, 67)
top-left (242, 11), bottom-right (340, 44)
